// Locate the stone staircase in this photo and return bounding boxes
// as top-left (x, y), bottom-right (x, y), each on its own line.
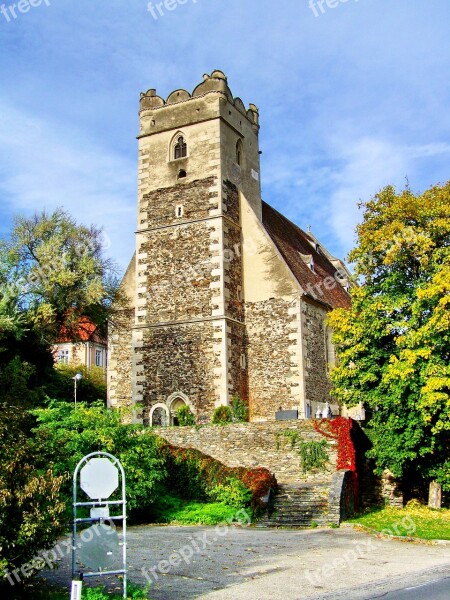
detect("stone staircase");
top-left (256, 482), bottom-right (339, 528)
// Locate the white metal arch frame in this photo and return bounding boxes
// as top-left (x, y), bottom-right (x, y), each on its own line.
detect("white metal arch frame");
top-left (72, 451), bottom-right (127, 599)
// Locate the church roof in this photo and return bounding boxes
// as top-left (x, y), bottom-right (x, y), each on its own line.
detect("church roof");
top-left (261, 201), bottom-right (352, 310)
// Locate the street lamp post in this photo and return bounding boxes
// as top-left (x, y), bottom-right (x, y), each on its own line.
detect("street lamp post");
top-left (72, 372), bottom-right (83, 409)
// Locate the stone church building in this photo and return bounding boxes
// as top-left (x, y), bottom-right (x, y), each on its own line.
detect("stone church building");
top-left (107, 70), bottom-right (353, 426)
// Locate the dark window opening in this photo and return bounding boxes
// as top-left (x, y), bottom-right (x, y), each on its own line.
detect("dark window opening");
top-left (174, 136), bottom-right (187, 159)
top-left (236, 140), bottom-right (243, 166)
top-left (178, 169), bottom-right (187, 179)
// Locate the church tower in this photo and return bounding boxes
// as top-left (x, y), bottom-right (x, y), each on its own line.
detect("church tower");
top-left (108, 70), bottom-right (354, 426)
top-left (130, 70), bottom-right (261, 424)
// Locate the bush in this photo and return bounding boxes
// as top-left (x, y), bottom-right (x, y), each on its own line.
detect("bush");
top-left (176, 405), bottom-right (196, 426)
top-left (31, 401), bottom-right (167, 519)
top-left (0, 403), bottom-right (66, 587)
top-left (150, 494), bottom-right (238, 525)
top-left (43, 363), bottom-right (106, 404)
top-left (212, 405), bottom-right (232, 424)
top-left (161, 443), bottom-right (276, 516)
top-left (230, 396), bottom-right (248, 422)
top-left (82, 583), bottom-right (150, 599)
top-left (208, 477), bottom-right (252, 508)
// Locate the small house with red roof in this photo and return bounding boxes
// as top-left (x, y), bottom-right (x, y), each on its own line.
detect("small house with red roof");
top-left (52, 316), bottom-right (107, 371)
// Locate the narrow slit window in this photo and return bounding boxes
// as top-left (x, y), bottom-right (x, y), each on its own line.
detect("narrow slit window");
top-left (236, 140), bottom-right (243, 166)
top-left (174, 136), bottom-right (187, 159)
top-left (175, 205), bottom-right (184, 218)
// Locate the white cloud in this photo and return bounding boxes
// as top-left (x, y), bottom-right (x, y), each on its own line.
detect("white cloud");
top-left (328, 137), bottom-right (450, 251)
top-left (0, 102), bottom-right (136, 272)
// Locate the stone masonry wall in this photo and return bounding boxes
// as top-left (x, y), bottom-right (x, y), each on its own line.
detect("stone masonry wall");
top-left (139, 221), bottom-right (216, 324)
top-left (154, 420), bottom-right (338, 484)
top-left (302, 301), bottom-right (333, 406)
top-left (245, 298), bottom-right (299, 421)
top-left (138, 321), bottom-right (220, 423)
top-left (226, 321), bottom-right (247, 401)
top-left (140, 175), bottom-right (218, 229)
top-left (107, 308), bottom-right (134, 410)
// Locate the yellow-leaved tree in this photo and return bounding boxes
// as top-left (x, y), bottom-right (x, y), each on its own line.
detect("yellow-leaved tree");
top-left (329, 181), bottom-right (450, 506)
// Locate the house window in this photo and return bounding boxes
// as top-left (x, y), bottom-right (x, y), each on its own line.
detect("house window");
top-left (240, 354), bottom-right (247, 370)
top-left (58, 349), bottom-right (69, 364)
top-left (178, 169), bottom-right (187, 179)
top-left (174, 136), bottom-right (187, 159)
top-left (95, 349), bottom-right (102, 367)
top-left (175, 205), bottom-right (184, 218)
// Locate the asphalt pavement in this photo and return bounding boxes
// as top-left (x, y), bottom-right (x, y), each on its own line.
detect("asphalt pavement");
top-left (37, 525), bottom-right (450, 599)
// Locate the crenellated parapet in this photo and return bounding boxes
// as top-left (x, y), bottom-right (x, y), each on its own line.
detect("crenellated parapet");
top-left (139, 70), bottom-right (259, 128)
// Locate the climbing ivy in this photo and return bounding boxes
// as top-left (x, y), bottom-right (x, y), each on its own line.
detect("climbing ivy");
top-left (298, 440), bottom-right (329, 474)
top-left (275, 430), bottom-right (299, 450)
top-left (275, 431), bottom-right (329, 473)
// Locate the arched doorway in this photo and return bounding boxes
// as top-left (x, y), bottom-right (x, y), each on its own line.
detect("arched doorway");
top-left (167, 392), bottom-right (193, 426)
top-left (150, 404), bottom-right (169, 427)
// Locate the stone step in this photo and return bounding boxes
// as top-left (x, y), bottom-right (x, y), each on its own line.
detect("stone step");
top-left (256, 481), bottom-right (336, 529)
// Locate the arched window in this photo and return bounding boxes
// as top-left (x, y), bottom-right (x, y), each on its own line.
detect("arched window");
top-left (174, 135), bottom-right (187, 160)
top-left (236, 140), bottom-right (243, 166)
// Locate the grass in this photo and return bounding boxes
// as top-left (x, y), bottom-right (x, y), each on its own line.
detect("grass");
top-left (151, 494), bottom-right (240, 525)
top-left (8, 582), bottom-right (150, 599)
top-left (346, 501), bottom-right (450, 540)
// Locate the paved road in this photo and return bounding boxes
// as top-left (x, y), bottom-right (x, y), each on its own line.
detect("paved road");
top-left (378, 576), bottom-right (450, 600)
top-left (38, 525), bottom-right (450, 599)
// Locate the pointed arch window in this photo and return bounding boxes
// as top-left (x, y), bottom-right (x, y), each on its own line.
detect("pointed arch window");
top-left (174, 135), bottom-right (187, 160)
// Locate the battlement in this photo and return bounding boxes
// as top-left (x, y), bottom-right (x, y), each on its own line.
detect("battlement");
top-left (139, 70), bottom-right (259, 129)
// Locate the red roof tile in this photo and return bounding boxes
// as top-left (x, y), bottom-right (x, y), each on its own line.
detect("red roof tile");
top-left (57, 317), bottom-right (99, 343)
top-left (262, 201), bottom-right (352, 310)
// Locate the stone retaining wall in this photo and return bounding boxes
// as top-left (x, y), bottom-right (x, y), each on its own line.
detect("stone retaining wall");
top-left (154, 420), bottom-right (338, 484)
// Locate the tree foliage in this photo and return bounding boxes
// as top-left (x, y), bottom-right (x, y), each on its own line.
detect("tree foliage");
top-left (32, 401), bottom-right (167, 515)
top-left (0, 415), bottom-right (66, 584)
top-left (2, 208), bottom-right (124, 344)
top-left (329, 181), bottom-right (450, 491)
top-left (0, 208), bottom-right (125, 587)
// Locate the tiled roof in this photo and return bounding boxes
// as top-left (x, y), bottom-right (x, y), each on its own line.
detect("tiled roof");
top-left (57, 317), bottom-right (99, 343)
top-left (262, 201), bottom-right (352, 310)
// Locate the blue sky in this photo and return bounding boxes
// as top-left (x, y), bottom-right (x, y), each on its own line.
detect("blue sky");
top-left (1, 0), bottom-right (449, 273)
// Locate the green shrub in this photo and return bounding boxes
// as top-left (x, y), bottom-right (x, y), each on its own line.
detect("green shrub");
top-left (31, 401), bottom-right (167, 519)
top-left (176, 405), bottom-right (196, 426)
top-left (82, 583), bottom-right (150, 599)
top-left (208, 477), bottom-right (252, 508)
top-left (0, 402), bottom-right (66, 587)
top-left (212, 405), bottom-right (232, 424)
top-left (230, 396), bottom-right (249, 422)
top-left (151, 493), bottom-right (238, 525)
top-left (160, 443), bottom-right (277, 516)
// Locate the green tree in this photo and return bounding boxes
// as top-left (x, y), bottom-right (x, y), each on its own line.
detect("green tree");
top-left (0, 294), bottom-right (66, 588)
top-left (3, 208), bottom-right (123, 344)
top-left (329, 181), bottom-right (450, 504)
